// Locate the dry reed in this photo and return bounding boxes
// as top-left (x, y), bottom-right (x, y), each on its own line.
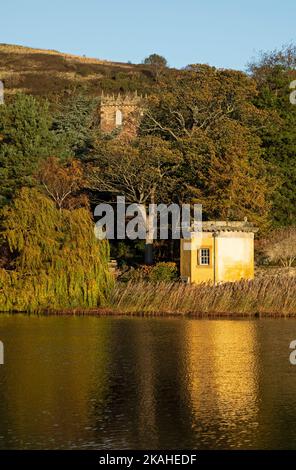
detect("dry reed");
top-left (109, 276), bottom-right (296, 317)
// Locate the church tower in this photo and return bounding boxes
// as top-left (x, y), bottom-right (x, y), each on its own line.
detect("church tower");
top-left (99, 91), bottom-right (144, 139)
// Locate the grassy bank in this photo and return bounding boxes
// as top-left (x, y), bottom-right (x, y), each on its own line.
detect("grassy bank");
top-left (108, 276), bottom-right (296, 317)
top-left (3, 276), bottom-right (296, 317)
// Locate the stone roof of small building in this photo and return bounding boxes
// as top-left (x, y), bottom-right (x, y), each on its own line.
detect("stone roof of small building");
top-left (201, 220), bottom-right (258, 233)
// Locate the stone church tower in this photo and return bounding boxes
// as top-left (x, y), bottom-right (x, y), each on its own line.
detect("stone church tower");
top-left (99, 91), bottom-right (144, 139)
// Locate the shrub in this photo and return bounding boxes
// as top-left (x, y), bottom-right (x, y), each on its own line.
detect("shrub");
top-left (148, 262), bottom-right (178, 282)
top-left (120, 262), bottom-right (178, 283)
top-left (123, 264), bottom-right (152, 281)
top-left (258, 227), bottom-right (296, 267)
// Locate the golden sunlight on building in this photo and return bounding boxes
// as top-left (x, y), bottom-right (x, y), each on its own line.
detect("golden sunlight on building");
top-left (180, 221), bottom-right (258, 284)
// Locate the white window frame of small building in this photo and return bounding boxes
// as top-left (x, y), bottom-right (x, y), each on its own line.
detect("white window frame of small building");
top-left (199, 248), bottom-right (211, 266)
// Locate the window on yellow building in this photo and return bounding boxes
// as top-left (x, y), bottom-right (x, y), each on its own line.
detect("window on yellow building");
top-left (199, 248), bottom-right (210, 266)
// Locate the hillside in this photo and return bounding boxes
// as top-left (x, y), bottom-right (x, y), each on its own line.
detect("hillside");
top-left (0, 44), bottom-right (156, 98)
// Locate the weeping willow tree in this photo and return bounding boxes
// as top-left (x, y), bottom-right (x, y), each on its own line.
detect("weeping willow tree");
top-left (0, 188), bottom-right (113, 312)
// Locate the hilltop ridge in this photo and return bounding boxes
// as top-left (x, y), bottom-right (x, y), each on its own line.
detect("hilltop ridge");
top-left (0, 43), bottom-right (155, 97)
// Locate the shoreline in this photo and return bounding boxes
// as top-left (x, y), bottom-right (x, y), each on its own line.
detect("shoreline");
top-left (2, 276), bottom-right (296, 318)
top-left (1, 308), bottom-right (295, 318)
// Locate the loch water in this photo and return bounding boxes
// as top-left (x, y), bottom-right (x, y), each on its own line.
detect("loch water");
top-left (0, 316), bottom-right (296, 449)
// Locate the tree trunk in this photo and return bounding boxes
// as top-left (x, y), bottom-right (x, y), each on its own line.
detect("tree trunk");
top-left (145, 189), bottom-right (155, 265)
top-left (144, 243), bottom-right (153, 265)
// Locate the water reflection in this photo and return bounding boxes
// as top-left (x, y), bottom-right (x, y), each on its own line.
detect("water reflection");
top-left (0, 316), bottom-right (296, 449)
top-left (185, 321), bottom-right (260, 448)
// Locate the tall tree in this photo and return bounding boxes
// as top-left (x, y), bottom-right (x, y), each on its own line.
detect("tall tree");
top-left (89, 136), bottom-right (180, 203)
top-left (52, 91), bottom-right (99, 160)
top-left (188, 122), bottom-right (273, 227)
top-left (143, 54), bottom-right (168, 80)
top-left (88, 135), bottom-right (181, 263)
top-left (140, 65), bottom-right (274, 227)
top-left (248, 44), bottom-right (296, 226)
top-left (141, 65), bottom-right (270, 141)
top-left (0, 94), bottom-right (69, 206)
top-left (36, 156), bottom-right (86, 210)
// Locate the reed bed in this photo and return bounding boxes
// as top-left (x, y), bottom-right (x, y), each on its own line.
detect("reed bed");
top-left (110, 276), bottom-right (296, 317)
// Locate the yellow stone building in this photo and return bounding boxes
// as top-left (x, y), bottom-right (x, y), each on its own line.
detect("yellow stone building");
top-left (180, 221), bottom-right (257, 284)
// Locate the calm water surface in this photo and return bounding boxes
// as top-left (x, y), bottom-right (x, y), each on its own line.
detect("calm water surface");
top-left (0, 316), bottom-right (296, 449)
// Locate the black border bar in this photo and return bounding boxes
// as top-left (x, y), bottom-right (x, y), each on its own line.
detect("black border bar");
top-left (0, 450), bottom-right (296, 467)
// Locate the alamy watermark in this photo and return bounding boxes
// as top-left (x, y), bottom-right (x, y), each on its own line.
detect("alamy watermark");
top-left (0, 80), bottom-right (4, 105)
top-left (289, 80), bottom-right (296, 105)
top-left (0, 341), bottom-right (4, 365)
top-left (94, 196), bottom-right (202, 250)
top-left (289, 340), bottom-right (296, 365)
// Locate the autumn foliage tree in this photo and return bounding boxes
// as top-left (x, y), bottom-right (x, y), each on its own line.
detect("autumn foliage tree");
top-left (37, 156), bottom-right (86, 210)
top-left (88, 135), bottom-right (181, 263)
top-left (141, 65), bottom-right (269, 140)
top-left (187, 122), bottom-right (274, 227)
top-left (140, 65), bottom-right (276, 227)
top-left (88, 136), bottom-right (180, 204)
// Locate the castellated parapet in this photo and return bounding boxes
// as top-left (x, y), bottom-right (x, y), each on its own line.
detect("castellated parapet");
top-left (100, 91), bottom-right (145, 138)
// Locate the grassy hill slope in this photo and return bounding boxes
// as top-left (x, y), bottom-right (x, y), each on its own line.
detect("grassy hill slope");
top-left (0, 44), bottom-right (155, 98)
